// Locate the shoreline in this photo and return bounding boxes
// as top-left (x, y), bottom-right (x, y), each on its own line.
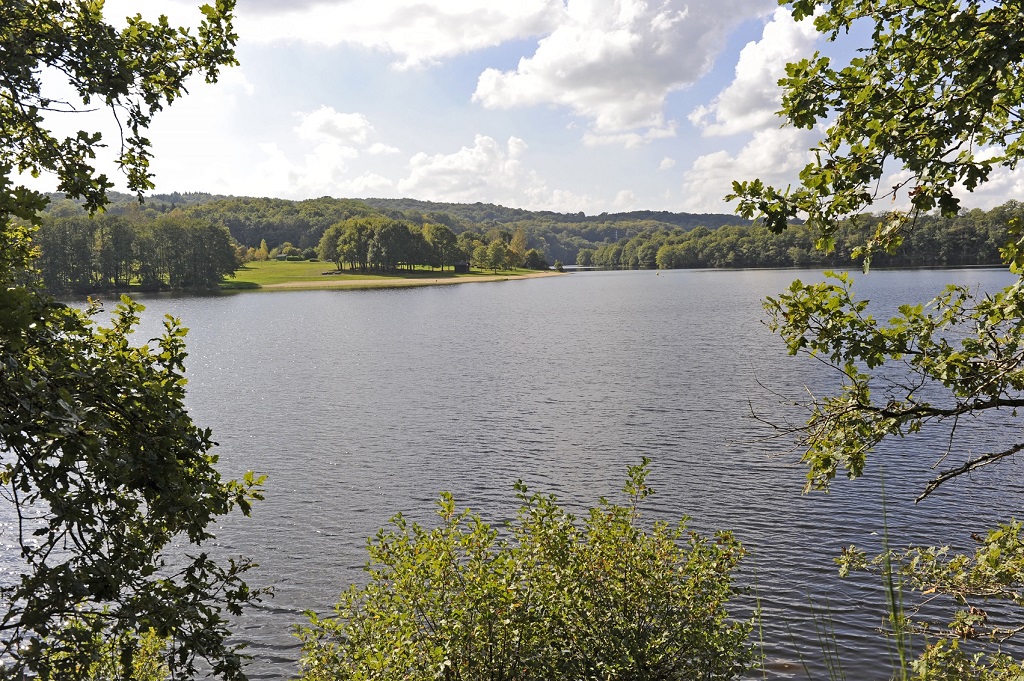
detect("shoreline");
top-left (231, 270), bottom-right (563, 293)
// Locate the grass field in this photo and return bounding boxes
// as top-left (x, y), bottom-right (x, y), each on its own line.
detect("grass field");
top-left (222, 260), bottom-right (552, 291)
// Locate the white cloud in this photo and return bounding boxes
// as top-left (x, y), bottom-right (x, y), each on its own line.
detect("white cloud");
top-left (281, 108), bottom-right (395, 182)
top-left (251, 141), bottom-right (354, 198)
top-left (955, 165), bottom-right (1024, 210)
top-left (368, 142), bottom-right (401, 155)
top-left (123, 69), bottom-right (257, 192)
top-left (690, 7), bottom-right (819, 137)
top-left (238, 0), bottom-right (565, 69)
top-left (473, 0), bottom-right (775, 143)
top-left (659, 157), bottom-right (676, 171)
top-left (233, 108), bottom-right (403, 198)
top-left (100, 0), bottom-right (220, 29)
top-left (583, 122), bottom-right (678, 148)
top-left (398, 135), bottom-right (534, 203)
top-left (345, 172), bottom-right (394, 195)
top-left (869, 150), bottom-right (1024, 212)
top-left (265, 145), bottom-right (397, 199)
top-left (523, 187), bottom-right (603, 214)
top-left (680, 126), bottom-right (818, 213)
top-left (613, 190), bottom-right (636, 209)
top-left (295, 107), bottom-right (374, 145)
top-left (393, 134), bottom-right (611, 212)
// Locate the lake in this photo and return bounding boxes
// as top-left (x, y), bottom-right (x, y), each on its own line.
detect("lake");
top-left (92, 268), bottom-right (1024, 679)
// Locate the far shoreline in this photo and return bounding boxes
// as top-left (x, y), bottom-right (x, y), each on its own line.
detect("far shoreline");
top-left (220, 267), bottom-right (563, 294)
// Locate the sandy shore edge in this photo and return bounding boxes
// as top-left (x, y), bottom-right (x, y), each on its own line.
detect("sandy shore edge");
top-left (246, 270), bottom-right (563, 292)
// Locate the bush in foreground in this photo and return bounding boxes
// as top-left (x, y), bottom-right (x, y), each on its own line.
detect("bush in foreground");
top-left (296, 459), bottom-right (753, 681)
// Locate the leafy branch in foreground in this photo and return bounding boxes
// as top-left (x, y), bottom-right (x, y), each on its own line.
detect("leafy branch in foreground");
top-left (764, 270), bottom-right (1024, 501)
top-left (1, 0), bottom-right (238, 216)
top-left (0, 292), bottom-right (268, 680)
top-left (839, 521), bottom-right (1024, 679)
top-left (296, 460), bottom-right (753, 681)
top-left (728, 1), bottom-right (1024, 263)
top-left (1, 1), bottom-right (268, 677)
top-left (730, 0), bottom-right (1024, 676)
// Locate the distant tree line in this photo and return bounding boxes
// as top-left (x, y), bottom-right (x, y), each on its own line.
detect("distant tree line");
top-left (361, 197), bottom-right (741, 230)
top-left (34, 211), bottom-right (239, 293)
top-left (38, 194), bottom-right (1021, 278)
top-left (577, 203), bottom-right (1021, 270)
top-left (316, 218), bottom-right (548, 273)
top-left (163, 195), bottom-right (702, 265)
top-left (42, 194), bottom-right (748, 267)
top-left (183, 196), bottom-right (377, 251)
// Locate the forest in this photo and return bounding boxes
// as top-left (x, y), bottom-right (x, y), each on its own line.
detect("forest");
top-left (96, 192), bottom-right (745, 266)
top-left (580, 203), bottom-right (1021, 270)
top-left (33, 192), bottom-right (1024, 294)
top-left (34, 211), bottom-right (238, 293)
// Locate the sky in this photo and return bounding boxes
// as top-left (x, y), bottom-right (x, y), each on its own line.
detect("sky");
top-left (34, 0), bottom-right (1024, 215)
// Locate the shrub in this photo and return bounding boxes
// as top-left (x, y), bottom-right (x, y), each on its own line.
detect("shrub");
top-left (296, 460), bottom-right (753, 680)
top-left (523, 248), bottom-right (549, 270)
top-left (41, 623), bottom-right (170, 681)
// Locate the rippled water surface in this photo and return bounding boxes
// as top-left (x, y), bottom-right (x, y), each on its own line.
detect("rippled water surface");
top-left (94, 269), bottom-right (1024, 678)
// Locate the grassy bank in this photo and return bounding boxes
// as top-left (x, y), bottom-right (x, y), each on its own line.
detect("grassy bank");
top-left (222, 260), bottom-right (560, 292)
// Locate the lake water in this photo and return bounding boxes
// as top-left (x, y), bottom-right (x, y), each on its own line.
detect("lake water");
top-left (88, 269), bottom-right (1024, 678)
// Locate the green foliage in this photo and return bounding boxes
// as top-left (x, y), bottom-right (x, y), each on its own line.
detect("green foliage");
top-left (1, 0), bottom-right (238, 219)
top-left (423, 223), bottom-right (460, 271)
top-left (0, 1), bottom-right (268, 678)
top-left (522, 248), bottom-right (549, 270)
top-left (729, 1), bottom-right (1024, 677)
top-left (296, 460), bottom-right (753, 681)
top-left (0, 283), bottom-right (267, 679)
top-left (34, 211), bottom-right (239, 292)
top-left (837, 521), bottom-right (1024, 679)
top-left (182, 196), bottom-right (376, 251)
top-left (486, 238), bottom-right (510, 272)
top-left (584, 205), bottom-right (1016, 271)
top-left (40, 624), bottom-right (170, 681)
top-left (0, 262), bottom-right (269, 678)
top-left (317, 217), bottom-right (438, 273)
top-left (761, 267), bottom-right (1024, 673)
top-left (728, 0), bottom-right (1024, 263)
top-left (736, 0), bottom-right (1024, 492)
top-left (764, 264), bottom-right (1024, 499)
top-left (65, 193), bottom-right (748, 266)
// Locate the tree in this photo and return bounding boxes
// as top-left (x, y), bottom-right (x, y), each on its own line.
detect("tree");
top-left (33, 215), bottom-right (96, 292)
top-left (729, 1), bottom-right (1024, 675)
top-left (325, 217), bottom-right (376, 271)
top-left (316, 223), bottom-right (343, 269)
top-left (523, 248), bottom-right (549, 270)
top-left (486, 238), bottom-right (509, 273)
top-left (1, 1), bottom-right (266, 679)
top-left (95, 216), bottom-right (138, 289)
top-left (577, 248), bottom-right (595, 267)
top-left (508, 226), bottom-right (529, 268)
top-left (423, 222), bottom-right (458, 271)
top-left (367, 219), bottom-right (411, 272)
top-left (296, 461), bottom-right (753, 681)
top-left (472, 242), bottom-right (489, 271)
top-left (729, 0), bottom-right (1024, 261)
top-left (2, 0), bottom-right (238, 219)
